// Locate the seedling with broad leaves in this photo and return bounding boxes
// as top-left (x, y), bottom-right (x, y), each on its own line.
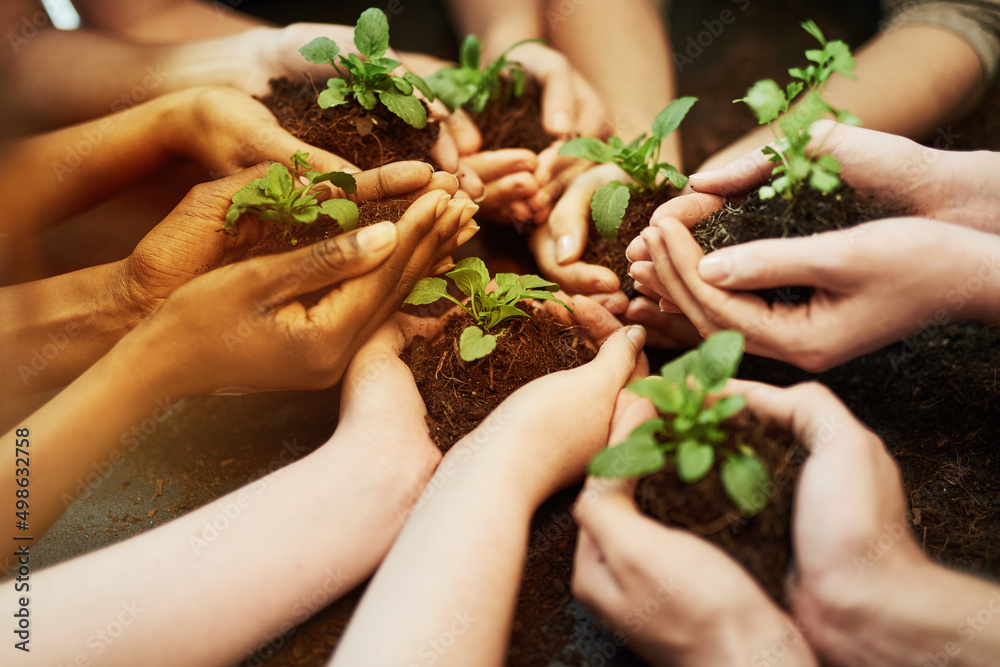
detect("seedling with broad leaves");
top-left (426, 35), bottom-right (536, 114)
top-left (735, 20), bottom-right (859, 200)
top-left (224, 150), bottom-right (359, 246)
top-left (558, 97), bottom-right (697, 240)
top-left (299, 8), bottom-right (436, 129)
top-left (404, 257), bottom-right (574, 362)
top-left (588, 331), bottom-right (770, 516)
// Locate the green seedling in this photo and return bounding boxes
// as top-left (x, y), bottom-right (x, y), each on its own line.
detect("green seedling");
top-left (224, 150), bottom-right (359, 246)
top-left (426, 35), bottom-right (538, 114)
top-left (299, 8), bottom-right (436, 129)
top-left (404, 257), bottom-right (573, 362)
top-left (735, 20), bottom-right (859, 200)
top-left (588, 331), bottom-right (770, 516)
top-left (558, 97), bottom-right (697, 240)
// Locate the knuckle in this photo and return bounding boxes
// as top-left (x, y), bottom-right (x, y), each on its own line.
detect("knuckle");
top-left (309, 236), bottom-right (353, 275)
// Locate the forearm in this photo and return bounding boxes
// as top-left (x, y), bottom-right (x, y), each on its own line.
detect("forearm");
top-left (0, 262), bottom-right (141, 423)
top-left (75, 0), bottom-right (268, 44)
top-left (700, 24), bottom-right (985, 171)
top-left (443, 0), bottom-right (544, 58)
top-left (4, 424), bottom-right (435, 667)
top-left (331, 437), bottom-right (543, 667)
top-left (545, 0), bottom-right (679, 163)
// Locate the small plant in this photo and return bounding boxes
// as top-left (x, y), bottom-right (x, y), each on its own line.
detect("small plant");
top-left (224, 150), bottom-right (359, 246)
top-left (735, 20), bottom-right (859, 200)
top-left (404, 257), bottom-right (573, 362)
top-left (558, 97), bottom-right (697, 240)
top-left (426, 35), bottom-right (537, 114)
top-left (588, 331), bottom-right (770, 516)
top-left (299, 8), bottom-right (436, 129)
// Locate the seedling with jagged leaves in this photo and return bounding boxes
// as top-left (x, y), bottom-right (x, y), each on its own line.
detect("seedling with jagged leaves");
top-left (558, 97), bottom-right (697, 240)
top-left (404, 257), bottom-right (573, 362)
top-left (588, 331), bottom-right (770, 516)
top-left (735, 20), bottom-right (859, 200)
top-left (299, 8), bottom-right (436, 129)
top-left (426, 35), bottom-right (537, 114)
top-left (224, 150), bottom-right (359, 246)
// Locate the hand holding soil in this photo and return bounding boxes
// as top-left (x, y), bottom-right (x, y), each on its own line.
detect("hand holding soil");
top-left (572, 391), bottom-right (815, 667)
top-left (634, 216), bottom-right (1000, 371)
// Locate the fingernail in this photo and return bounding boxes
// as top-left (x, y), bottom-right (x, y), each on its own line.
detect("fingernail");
top-left (555, 234), bottom-right (576, 264)
top-left (460, 203), bottom-right (479, 225)
top-left (456, 223), bottom-right (480, 246)
top-left (432, 258), bottom-right (455, 275)
top-left (627, 324), bottom-right (646, 345)
top-left (356, 221), bottom-right (396, 253)
top-left (551, 111), bottom-right (571, 135)
top-left (699, 253), bottom-right (732, 283)
top-left (435, 194), bottom-right (451, 217)
top-left (688, 168), bottom-right (719, 181)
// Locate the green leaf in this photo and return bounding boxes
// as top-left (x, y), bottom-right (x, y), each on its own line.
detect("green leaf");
top-left (378, 90), bottom-right (427, 128)
top-left (459, 34), bottom-right (481, 70)
top-left (317, 79), bottom-right (348, 108)
top-left (459, 326), bottom-right (497, 361)
top-left (815, 153), bottom-right (841, 174)
top-left (312, 171), bottom-right (357, 194)
top-left (662, 167), bottom-right (689, 190)
top-left (675, 440), bottom-right (715, 483)
top-left (588, 435), bottom-right (666, 478)
top-left (736, 79), bottom-right (786, 125)
top-left (517, 274), bottom-right (558, 291)
top-left (651, 96), bottom-right (698, 141)
top-left (404, 277), bottom-right (451, 306)
top-left (628, 376), bottom-right (685, 414)
top-left (494, 273), bottom-right (518, 287)
top-left (825, 40), bottom-right (856, 76)
top-left (558, 137), bottom-right (615, 163)
top-left (265, 163), bottom-right (293, 199)
top-left (319, 199), bottom-right (360, 231)
top-left (494, 304), bottom-right (530, 324)
top-left (801, 19), bottom-right (826, 46)
top-left (660, 349), bottom-right (698, 385)
top-left (720, 453), bottom-right (770, 516)
top-left (694, 331), bottom-right (745, 393)
top-left (355, 8), bottom-right (390, 59)
top-left (447, 257), bottom-right (490, 297)
top-left (591, 181), bottom-right (630, 241)
top-left (709, 395), bottom-right (746, 422)
top-left (520, 290), bottom-right (575, 317)
top-left (837, 109), bottom-right (862, 126)
top-left (299, 37), bottom-right (339, 65)
top-left (426, 70), bottom-right (476, 111)
top-left (809, 163), bottom-right (841, 193)
top-left (786, 81), bottom-right (804, 102)
top-left (391, 75), bottom-right (414, 95)
top-left (357, 89), bottom-right (378, 111)
top-left (758, 185), bottom-right (777, 200)
top-left (403, 71), bottom-right (435, 100)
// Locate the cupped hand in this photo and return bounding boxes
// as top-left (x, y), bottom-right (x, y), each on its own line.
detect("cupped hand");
top-left (721, 380), bottom-right (919, 666)
top-left (571, 391), bottom-right (815, 667)
top-left (634, 215), bottom-right (997, 371)
top-left (122, 188), bottom-right (475, 396)
top-left (461, 149), bottom-right (540, 223)
top-left (119, 160), bottom-right (458, 317)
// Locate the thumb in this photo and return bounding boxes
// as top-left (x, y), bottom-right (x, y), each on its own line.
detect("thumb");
top-left (251, 221), bottom-right (399, 305)
top-left (580, 324), bottom-right (647, 392)
top-left (688, 145), bottom-right (775, 196)
top-left (548, 164), bottom-right (622, 264)
top-left (697, 233), bottom-right (847, 291)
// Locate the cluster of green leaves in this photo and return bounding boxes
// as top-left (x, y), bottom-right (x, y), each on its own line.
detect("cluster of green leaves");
top-left (735, 20), bottom-right (859, 200)
top-left (426, 35), bottom-right (536, 114)
top-left (299, 8), bottom-right (435, 129)
top-left (558, 97), bottom-right (697, 240)
top-left (588, 331), bottom-right (770, 516)
top-left (404, 257), bottom-right (573, 362)
top-left (224, 150), bottom-right (359, 246)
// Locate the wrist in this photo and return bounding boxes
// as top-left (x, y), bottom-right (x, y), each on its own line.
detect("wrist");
top-left (445, 429), bottom-right (553, 512)
top-left (481, 21), bottom-right (544, 61)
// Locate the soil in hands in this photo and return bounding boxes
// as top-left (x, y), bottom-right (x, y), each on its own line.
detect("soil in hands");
top-left (582, 188), bottom-right (676, 299)
top-left (259, 77), bottom-right (440, 170)
top-left (471, 79), bottom-right (555, 153)
top-left (402, 304), bottom-right (595, 452)
top-left (692, 184), bottom-right (886, 304)
top-left (246, 199), bottom-right (412, 259)
top-left (636, 417), bottom-right (805, 606)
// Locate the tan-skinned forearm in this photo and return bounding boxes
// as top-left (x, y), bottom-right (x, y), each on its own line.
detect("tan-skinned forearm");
top-left (73, 0), bottom-right (268, 44)
top-left (442, 0), bottom-right (544, 59)
top-left (698, 24), bottom-right (985, 172)
top-left (545, 0), bottom-right (680, 165)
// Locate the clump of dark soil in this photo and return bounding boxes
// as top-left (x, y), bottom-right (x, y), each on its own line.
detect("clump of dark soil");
top-left (636, 417), bottom-right (805, 605)
top-left (582, 188), bottom-right (676, 299)
top-left (246, 199), bottom-right (412, 258)
top-left (471, 79), bottom-right (555, 153)
top-left (692, 184), bottom-right (885, 303)
top-left (402, 306), bottom-right (595, 451)
top-left (259, 77), bottom-right (440, 170)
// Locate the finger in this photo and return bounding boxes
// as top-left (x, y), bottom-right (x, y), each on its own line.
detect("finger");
top-left (537, 62), bottom-right (575, 136)
top-left (252, 220), bottom-right (400, 305)
top-left (444, 109), bottom-right (483, 155)
top-left (624, 298), bottom-right (703, 349)
top-left (629, 260), bottom-right (668, 300)
top-left (688, 146), bottom-right (775, 196)
top-left (482, 172), bottom-right (539, 205)
top-left (430, 201), bottom-right (480, 258)
top-left (625, 235), bottom-right (651, 263)
top-left (530, 227), bottom-right (620, 294)
top-left (547, 164), bottom-right (625, 264)
top-left (463, 149), bottom-right (538, 182)
top-left (572, 524), bottom-right (626, 617)
top-left (405, 172), bottom-right (461, 199)
top-left (696, 233), bottom-right (850, 292)
top-left (348, 161), bottom-right (436, 201)
top-left (431, 123), bottom-right (460, 174)
top-left (641, 225), bottom-right (716, 336)
top-left (529, 158), bottom-right (593, 218)
top-left (649, 193), bottom-right (725, 229)
top-left (455, 161), bottom-right (486, 201)
top-left (580, 324), bottom-right (647, 393)
top-left (586, 291), bottom-right (629, 316)
top-left (564, 294), bottom-right (629, 346)
top-left (265, 132), bottom-right (359, 174)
